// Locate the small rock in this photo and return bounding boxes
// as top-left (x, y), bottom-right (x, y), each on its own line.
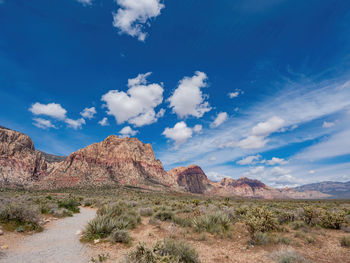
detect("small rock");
top-left (75, 230), bottom-right (82, 235)
top-left (52, 217), bottom-right (58, 220)
top-left (0, 230), bottom-right (3, 235)
top-left (94, 239), bottom-right (100, 244)
top-left (45, 219), bottom-right (50, 223)
top-left (1, 245), bottom-right (8, 250)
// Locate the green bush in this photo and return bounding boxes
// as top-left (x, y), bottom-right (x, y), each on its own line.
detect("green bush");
top-left (121, 239), bottom-right (199, 263)
top-left (301, 206), bottom-right (322, 226)
top-left (244, 207), bottom-right (278, 235)
top-left (193, 211), bottom-right (230, 234)
top-left (154, 210), bottom-right (174, 221)
top-left (320, 210), bottom-right (345, 229)
top-left (340, 235), bottom-right (350, 247)
top-left (109, 229), bottom-right (132, 244)
top-left (57, 198), bottom-right (80, 213)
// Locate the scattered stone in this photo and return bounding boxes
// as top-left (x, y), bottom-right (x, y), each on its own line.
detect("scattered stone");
top-left (0, 230), bottom-right (3, 235)
top-left (94, 239), bottom-right (100, 244)
top-left (75, 230), bottom-right (82, 235)
top-left (1, 245), bottom-right (8, 250)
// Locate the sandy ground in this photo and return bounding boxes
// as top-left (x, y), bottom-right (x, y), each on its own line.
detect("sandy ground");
top-left (87, 217), bottom-right (350, 263)
top-left (0, 207), bottom-right (96, 263)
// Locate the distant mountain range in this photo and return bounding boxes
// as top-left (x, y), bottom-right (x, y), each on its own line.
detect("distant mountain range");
top-left (293, 181), bottom-right (350, 199)
top-left (0, 125), bottom-right (347, 199)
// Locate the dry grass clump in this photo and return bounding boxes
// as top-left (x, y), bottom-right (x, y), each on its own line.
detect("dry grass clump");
top-left (0, 202), bottom-right (41, 232)
top-left (121, 239), bottom-right (200, 263)
top-left (83, 202), bottom-right (140, 242)
top-left (193, 211), bottom-right (231, 235)
top-left (270, 248), bottom-right (308, 263)
top-left (109, 229), bottom-right (132, 244)
top-left (153, 210), bottom-right (174, 221)
top-left (340, 235), bottom-right (350, 247)
top-left (139, 207), bottom-right (154, 217)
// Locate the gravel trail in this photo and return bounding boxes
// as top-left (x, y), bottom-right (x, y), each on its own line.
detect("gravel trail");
top-left (1, 207), bottom-right (96, 263)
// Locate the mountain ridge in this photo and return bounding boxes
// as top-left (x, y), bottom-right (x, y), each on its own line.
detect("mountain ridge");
top-left (0, 126), bottom-right (336, 199)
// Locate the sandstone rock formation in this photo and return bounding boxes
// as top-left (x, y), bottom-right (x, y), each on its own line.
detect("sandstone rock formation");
top-left (168, 165), bottom-right (212, 194)
top-left (0, 126), bottom-right (49, 187)
top-left (42, 135), bottom-right (177, 189)
top-left (0, 126), bottom-right (331, 199)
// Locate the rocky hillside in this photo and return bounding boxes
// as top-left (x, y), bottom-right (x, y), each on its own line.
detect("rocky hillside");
top-left (293, 181), bottom-right (350, 199)
top-left (0, 126), bottom-right (333, 199)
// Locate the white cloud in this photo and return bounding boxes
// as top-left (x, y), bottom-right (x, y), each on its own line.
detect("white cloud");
top-left (237, 116), bottom-right (285, 149)
top-left (322, 121), bottom-right (335, 128)
top-left (206, 171), bottom-right (225, 181)
top-left (252, 116), bottom-right (285, 137)
top-left (65, 118), bottom-right (86, 130)
top-left (102, 72), bottom-right (164, 127)
top-left (193, 124), bottom-right (203, 134)
top-left (211, 112), bottom-right (228, 128)
top-left (33, 118), bottom-right (56, 129)
top-left (228, 89), bottom-right (242, 99)
top-left (209, 156), bottom-right (216, 161)
top-left (266, 157), bottom-right (288, 165)
top-left (249, 166), bottom-right (265, 174)
top-left (98, 117), bottom-right (109, 126)
top-left (168, 71), bottom-right (211, 118)
top-left (237, 155), bottom-right (261, 165)
top-left (162, 121), bottom-right (193, 147)
top-left (112, 0), bottom-right (164, 41)
top-left (80, 107), bottom-right (96, 119)
top-left (119, 126), bottom-right (138, 137)
top-left (77, 0), bottom-right (92, 6)
top-left (29, 103), bottom-right (67, 120)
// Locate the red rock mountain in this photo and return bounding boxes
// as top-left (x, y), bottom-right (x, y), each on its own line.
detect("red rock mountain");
top-left (0, 126), bottom-right (330, 199)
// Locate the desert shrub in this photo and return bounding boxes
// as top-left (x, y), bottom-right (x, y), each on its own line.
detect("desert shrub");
top-left (173, 216), bottom-right (192, 227)
top-left (57, 198), bottom-right (80, 213)
top-left (270, 248), bottom-right (307, 263)
top-left (320, 210), bottom-right (345, 229)
top-left (301, 206), bottom-right (322, 226)
top-left (340, 235), bottom-right (350, 247)
top-left (139, 207), bottom-right (154, 217)
top-left (249, 232), bottom-right (269, 245)
top-left (51, 208), bottom-right (73, 218)
top-left (244, 207), bottom-right (278, 235)
top-left (305, 235), bottom-right (316, 244)
top-left (83, 203), bottom-right (140, 241)
top-left (277, 211), bottom-right (296, 224)
top-left (121, 239), bottom-right (199, 263)
top-left (154, 210), bottom-right (174, 221)
top-left (109, 229), bottom-right (132, 244)
top-left (290, 220), bottom-right (307, 230)
top-left (0, 203), bottom-right (41, 232)
top-left (193, 211), bottom-right (230, 234)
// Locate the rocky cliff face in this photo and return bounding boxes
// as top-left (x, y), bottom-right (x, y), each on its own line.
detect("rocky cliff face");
top-left (42, 135), bottom-right (177, 189)
top-left (210, 177), bottom-right (330, 199)
top-left (0, 126), bottom-right (332, 199)
top-left (167, 165), bottom-right (212, 194)
top-left (0, 127), bottom-right (49, 187)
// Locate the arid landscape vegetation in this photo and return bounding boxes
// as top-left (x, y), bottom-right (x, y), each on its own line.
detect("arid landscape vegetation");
top-left (0, 188), bottom-right (350, 262)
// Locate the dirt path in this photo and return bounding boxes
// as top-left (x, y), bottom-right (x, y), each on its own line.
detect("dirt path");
top-left (1, 207), bottom-right (96, 263)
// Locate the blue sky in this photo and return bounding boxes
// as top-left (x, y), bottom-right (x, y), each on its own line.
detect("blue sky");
top-left (1, 0), bottom-right (350, 187)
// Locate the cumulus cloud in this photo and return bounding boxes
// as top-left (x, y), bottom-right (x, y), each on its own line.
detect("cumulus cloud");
top-left (266, 157), bottom-right (288, 165)
top-left (112, 0), bottom-right (164, 41)
top-left (29, 103), bottom-right (67, 120)
top-left (77, 0), bottom-right (92, 6)
top-left (102, 72), bottom-right (164, 127)
top-left (237, 155), bottom-right (261, 165)
top-left (206, 171), bottom-right (225, 181)
top-left (211, 112), bottom-right (228, 128)
top-left (80, 107), bottom-right (96, 119)
top-left (119, 126), bottom-right (138, 137)
top-left (65, 118), bottom-right (86, 130)
top-left (168, 71), bottom-right (211, 118)
top-left (193, 124), bottom-right (203, 134)
top-left (98, 117), bottom-right (109, 126)
top-left (33, 118), bottom-right (56, 129)
top-left (237, 116), bottom-right (285, 149)
top-left (322, 121), bottom-right (335, 128)
top-left (162, 121), bottom-right (193, 147)
top-left (249, 166), bottom-right (265, 174)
